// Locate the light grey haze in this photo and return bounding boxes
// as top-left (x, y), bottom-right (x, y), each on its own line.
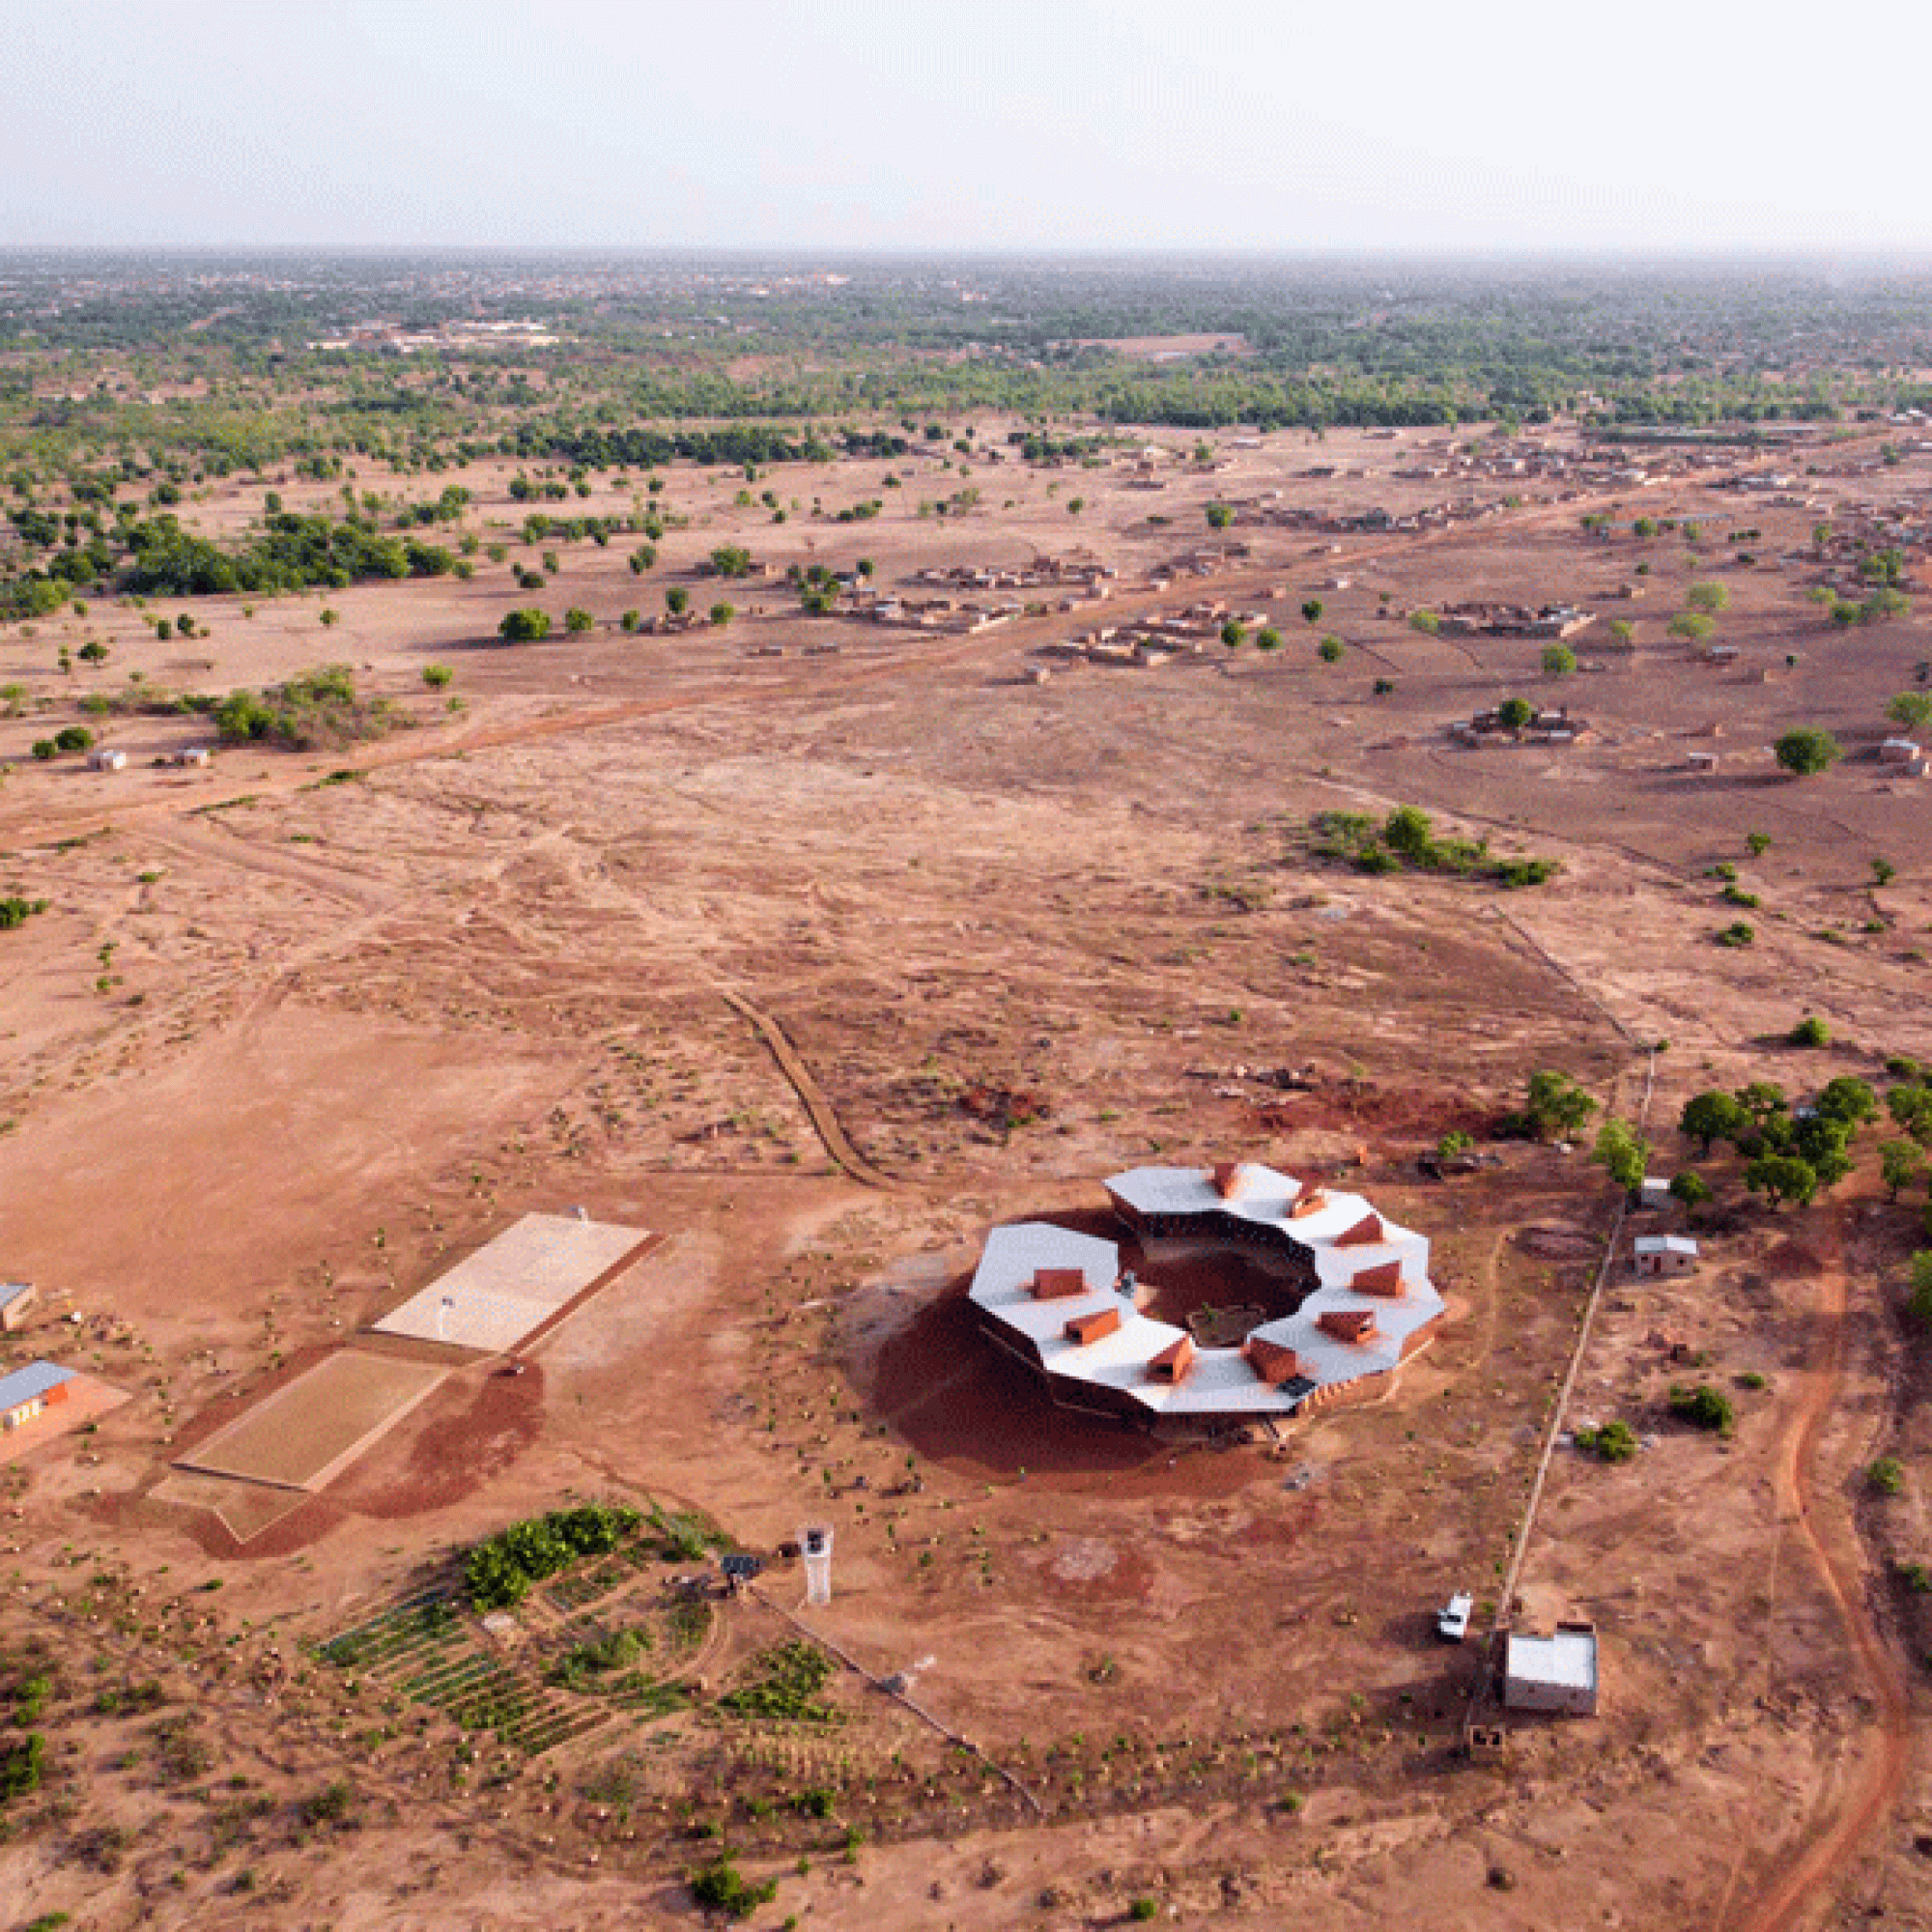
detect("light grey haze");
top-left (7, 0), bottom-right (1929, 253)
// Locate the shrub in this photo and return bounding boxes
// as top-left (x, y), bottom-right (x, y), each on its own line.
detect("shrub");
top-left (1775, 727), bottom-right (1841, 778)
top-left (498, 609), bottom-right (552, 643)
top-left (1668, 1383), bottom-right (1735, 1436)
top-left (421, 665), bottom-right (452, 689)
top-left (53, 725), bottom-right (93, 753)
top-left (0, 1732), bottom-right (44, 1802)
top-left (564, 609), bottom-right (594, 633)
top-left (1318, 636), bottom-right (1344, 663)
top-left (1715, 923), bottom-right (1755, 948)
top-left (1575, 1420), bottom-right (1638, 1463)
top-left (1867, 1458), bottom-right (1905, 1496)
top-left (1790, 1016), bottom-right (1830, 1048)
top-left (1129, 1902), bottom-right (1161, 1923)
top-left (689, 1858), bottom-right (777, 1919)
top-left (1541, 643), bottom-right (1577, 675)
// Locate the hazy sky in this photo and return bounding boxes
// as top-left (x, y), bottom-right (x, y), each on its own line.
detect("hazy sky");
top-left (7, 0), bottom-right (1930, 254)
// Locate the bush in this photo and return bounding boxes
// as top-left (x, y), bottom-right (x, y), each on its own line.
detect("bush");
top-left (421, 665), bottom-right (452, 689)
top-left (1541, 643), bottom-right (1577, 675)
top-left (1317, 636), bottom-right (1344, 663)
top-left (53, 725), bottom-right (93, 753)
top-left (564, 608), bottom-right (594, 633)
top-left (1575, 1420), bottom-right (1638, 1463)
top-left (1790, 1015), bottom-right (1830, 1048)
top-left (1129, 1902), bottom-right (1161, 1923)
top-left (1715, 922), bottom-right (1755, 948)
top-left (1668, 1383), bottom-right (1735, 1436)
top-left (1775, 727), bottom-right (1841, 778)
top-left (1868, 1458), bottom-right (1905, 1496)
top-left (0, 1732), bottom-right (46, 1802)
top-left (498, 608), bottom-right (552, 643)
top-left (465, 1503), bottom-right (641, 1610)
top-left (689, 1858), bottom-right (777, 1919)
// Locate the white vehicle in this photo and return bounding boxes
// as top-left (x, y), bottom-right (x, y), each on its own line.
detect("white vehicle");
top-left (1436, 1592), bottom-right (1474, 1643)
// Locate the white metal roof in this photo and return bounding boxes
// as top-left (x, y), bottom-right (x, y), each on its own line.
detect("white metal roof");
top-left (0, 1283), bottom-right (34, 1310)
top-left (1505, 1627), bottom-right (1598, 1693)
top-left (1634, 1235), bottom-right (1698, 1255)
top-left (968, 1166), bottom-right (1441, 1419)
top-left (0, 1361), bottom-right (74, 1411)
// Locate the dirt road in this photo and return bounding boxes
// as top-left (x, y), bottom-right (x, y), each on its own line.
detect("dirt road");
top-left (1730, 1217), bottom-right (1914, 1932)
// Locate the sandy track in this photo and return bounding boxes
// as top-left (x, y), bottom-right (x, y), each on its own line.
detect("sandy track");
top-left (1730, 1214), bottom-right (1914, 1932)
top-left (718, 986), bottom-right (897, 1189)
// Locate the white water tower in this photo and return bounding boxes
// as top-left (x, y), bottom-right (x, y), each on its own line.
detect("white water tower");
top-left (799, 1523), bottom-right (834, 1605)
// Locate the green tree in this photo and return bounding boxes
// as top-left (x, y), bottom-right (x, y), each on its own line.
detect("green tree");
top-left (1408, 610), bottom-right (1439, 635)
top-left (1686, 581), bottom-right (1730, 614)
top-left (1872, 856), bottom-right (1897, 887)
top-left (1746, 832), bottom-right (1771, 857)
top-left (1541, 643), bottom-right (1577, 675)
top-left (1789, 1015), bottom-right (1831, 1048)
top-left (1523, 1068), bottom-right (1598, 1142)
top-left (1383, 806), bottom-right (1435, 860)
top-left (666, 586), bottom-right (690, 617)
top-left (1669, 1171), bottom-right (1713, 1215)
top-left (564, 609), bottom-right (593, 633)
top-left (1221, 619), bottom-right (1247, 648)
top-left (1909, 1251), bottom-right (1932, 1324)
top-left (1255, 626), bottom-right (1282, 651)
top-left (1881, 1140), bottom-right (1927, 1203)
top-left (1593, 1117), bottom-right (1650, 1193)
top-left (1746, 1153), bottom-right (1819, 1209)
top-left (1774, 727), bottom-right (1840, 778)
top-left (1300, 599), bottom-right (1323, 625)
top-left (1497, 696), bottom-right (1534, 730)
top-left (709, 545), bottom-right (753, 578)
top-left (1318, 637), bottom-right (1344, 663)
top-left (1814, 1075), bottom-right (1879, 1128)
top-left (497, 609), bottom-right (551, 643)
top-left (1888, 692), bottom-right (1932, 730)
top-left (1206, 503), bottom-right (1234, 530)
top-left (421, 665), bottom-right (452, 689)
top-left (1668, 611), bottom-right (1715, 643)
top-left (1680, 1091), bottom-right (1748, 1153)
top-left (709, 602), bottom-right (734, 627)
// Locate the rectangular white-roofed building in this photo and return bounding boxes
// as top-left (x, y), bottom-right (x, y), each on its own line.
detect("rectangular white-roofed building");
top-left (1634, 1235), bottom-right (1698, 1278)
top-left (1504, 1623), bottom-right (1599, 1715)
top-left (0, 1361), bottom-right (75, 1431)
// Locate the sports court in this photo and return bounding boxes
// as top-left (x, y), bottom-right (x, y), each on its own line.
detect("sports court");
top-left (370, 1211), bottom-right (652, 1353)
top-left (175, 1349), bottom-right (448, 1492)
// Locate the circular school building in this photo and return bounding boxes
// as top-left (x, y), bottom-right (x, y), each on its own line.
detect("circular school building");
top-left (969, 1162), bottom-right (1443, 1435)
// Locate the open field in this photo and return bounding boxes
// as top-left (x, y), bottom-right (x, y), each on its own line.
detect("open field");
top-left (2, 315), bottom-right (1932, 1930)
top-left (174, 1348), bottom-right (448, 1492)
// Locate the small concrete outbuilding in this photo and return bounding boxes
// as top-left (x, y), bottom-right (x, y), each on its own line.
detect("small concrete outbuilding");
top-left (1503, 1622), bottom-right (1599, 1716)
top-left (1634, 1235), bottom-right (1698, 1279)
top-left (0, 1283), bottom-right (36, 1332)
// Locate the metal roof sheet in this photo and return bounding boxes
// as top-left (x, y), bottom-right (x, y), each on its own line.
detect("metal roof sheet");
top-left (0, 1361), bottom-right (74, 1411)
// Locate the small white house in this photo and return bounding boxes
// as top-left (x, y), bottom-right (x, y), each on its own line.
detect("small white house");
top-left (1503, 1622), bottom-right (1599, 1716)
top-left (1880, 738), bottom-right (1922, 765)
top-left (1636, 1178), bottom-right (1674, 1212)
top-left (87, 748), bottom-right (128, 772)
top-left (1634, 1235), bottom-right (1698, 1278)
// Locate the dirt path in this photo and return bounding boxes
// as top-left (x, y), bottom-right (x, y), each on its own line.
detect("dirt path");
top-left (717, 986), bottom-right (898, 1190)
top-left (1727, 1222), bottom-right (1914, 1932)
